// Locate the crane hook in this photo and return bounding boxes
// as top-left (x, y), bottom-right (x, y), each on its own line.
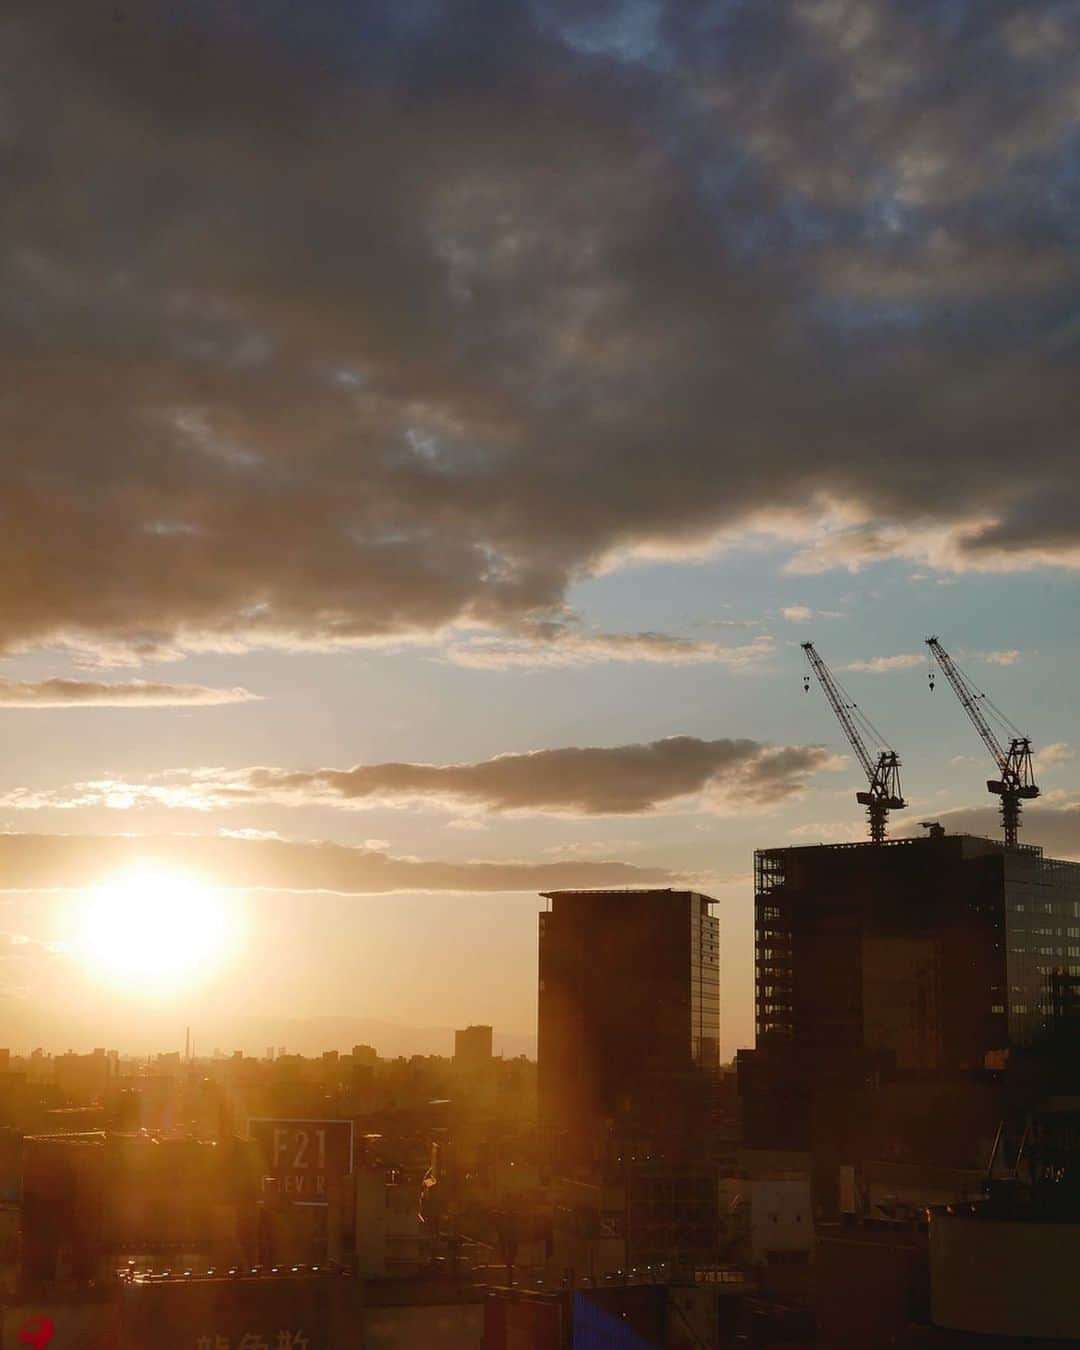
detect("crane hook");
top-left (928, 670), bottom-right (936, 692)
top-left (803, 675), bottom-right (810, 693)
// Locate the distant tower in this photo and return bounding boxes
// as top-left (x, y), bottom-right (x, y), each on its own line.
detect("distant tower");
top-left (185, 1026), bottom-right (190, 1061)
top-left (454, 1025), bottom-right (493, 1072)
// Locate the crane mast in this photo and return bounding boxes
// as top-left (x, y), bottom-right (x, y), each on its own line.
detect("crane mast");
top-left (925, 636), bottom-right (1038, 848)
top-left (802, 642), bottom-right (905, 843)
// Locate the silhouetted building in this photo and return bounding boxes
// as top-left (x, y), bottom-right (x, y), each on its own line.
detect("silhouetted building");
top-left (626, 1160), bottom-right (721, 1266)
top-left (928, 1098), bottom-right (1080, 1343)
top-left (538, 889), bottom-right (719, 1168)
top-left (454, 1025), bottom-right (493, 1073)
top-left (20, 1132), bottom-right (260, 1287)
top-left (816, 1221), bottom-right (929, 1348)
top-left (741, 831), bottom-right (1080, 1155)
top-left (54, 1049), bottom-right (112, 1103)
top-left (755, 833), bottom-right (1080, 1064)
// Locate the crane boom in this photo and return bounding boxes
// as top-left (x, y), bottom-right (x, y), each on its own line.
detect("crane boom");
top-left (925, 636), bottom-right (1039, 848)
top-left (802, 642), bottom-right (905, 843)
top-left (924, 637), bottom-right (1008, 773)
top-left (802, 643), bottom-right (876, 781)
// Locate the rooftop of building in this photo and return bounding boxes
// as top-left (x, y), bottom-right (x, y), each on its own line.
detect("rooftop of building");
top-left (754, 829), bottom-right (1080, 868)
top-left (539, 887), bottom-right (717, 902)
top-left (758, 829), bottom-right (1009, 853)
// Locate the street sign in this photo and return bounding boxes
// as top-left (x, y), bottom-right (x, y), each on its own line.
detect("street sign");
top-left (247, 1120), bottom-right (353, 1207)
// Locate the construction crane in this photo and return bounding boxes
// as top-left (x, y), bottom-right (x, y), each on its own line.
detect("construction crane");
top-left (925, 636), bottom-right (1039, 848)
top-left (802, 642), bottom-right (906, 843)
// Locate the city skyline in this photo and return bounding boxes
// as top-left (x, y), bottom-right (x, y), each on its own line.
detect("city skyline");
top-left (1, 1), bottom-right (1077, 1059)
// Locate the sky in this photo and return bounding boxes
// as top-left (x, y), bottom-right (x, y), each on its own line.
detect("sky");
top-left (0, 0), bottom-right (1077, 1059)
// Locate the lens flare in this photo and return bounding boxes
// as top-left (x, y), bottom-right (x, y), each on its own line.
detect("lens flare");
top-left (73, 867), bottom-right (236, 993)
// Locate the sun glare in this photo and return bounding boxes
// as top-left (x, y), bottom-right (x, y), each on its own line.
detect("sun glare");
top-left (73, 868), bottom-right (237, 993)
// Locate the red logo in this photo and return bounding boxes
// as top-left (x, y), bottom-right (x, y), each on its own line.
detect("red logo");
top-left (18, 1316), bottom-right (55, 1350)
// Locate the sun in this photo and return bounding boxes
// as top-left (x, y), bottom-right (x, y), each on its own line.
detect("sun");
top-left (72, 867), bottom-right (237, 993)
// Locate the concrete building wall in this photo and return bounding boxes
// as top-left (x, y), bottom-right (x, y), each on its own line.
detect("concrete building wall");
top-left (930, 1214), bottom-right (1080, 1340)
top-left (363, 1303), bottom-right (482, 1349)
top-left (816, 1226), bottom-right (927, 1350)
top-left (749, 1177), bottom-right (812, 1265)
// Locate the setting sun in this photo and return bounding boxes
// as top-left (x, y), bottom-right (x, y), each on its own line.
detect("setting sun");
top-left (72, 868), bottom-right (238, 993)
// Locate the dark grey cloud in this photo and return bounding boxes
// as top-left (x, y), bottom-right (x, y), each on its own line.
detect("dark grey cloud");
top-left (0, 831), bottom-right (673, 894)
top-left (0, 0), bottom-right (1076, 659)
top-left (0, 737), bottom-right (839, 815)
top-left (0, 677), bottom-right (258, 707)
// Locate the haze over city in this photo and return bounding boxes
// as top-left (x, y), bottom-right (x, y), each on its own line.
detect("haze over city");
top-left (1, 0), bottom-right (1077, 1065)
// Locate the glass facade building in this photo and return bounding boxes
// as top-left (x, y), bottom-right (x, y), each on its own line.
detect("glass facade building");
top-left (538, 888), bottom-right (720, 1165)
top-left (691, 900), bottom-right (721, 1068)
top-left (1002, 850), bottom-right (1080, 1045)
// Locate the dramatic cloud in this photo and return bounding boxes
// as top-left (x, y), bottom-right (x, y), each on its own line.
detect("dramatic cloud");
top-left (0, 832), bottom-right (673, 895)
top-left (844, 653), bottom-right (925, 673)
top-left (0, 1), bottom-right (1076, 661)
top-left (0, 737), bottom-right (841, 817)
top-left (0, 678), bottom-right (258, 708)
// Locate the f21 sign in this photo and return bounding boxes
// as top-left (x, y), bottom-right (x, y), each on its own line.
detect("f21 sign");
top-left (248, 1119), bottom-right (354, 1206)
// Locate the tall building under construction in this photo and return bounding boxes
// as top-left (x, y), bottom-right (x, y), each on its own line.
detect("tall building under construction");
top-left (741, 827), bottom-right (1080, 1151)
top-left (755, 830), bottom-right (1080, 1064)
